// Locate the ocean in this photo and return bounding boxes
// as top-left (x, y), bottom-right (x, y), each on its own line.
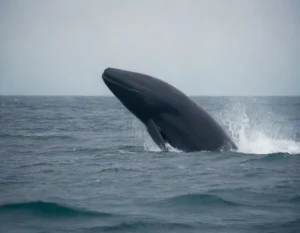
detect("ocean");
top-left (0, 96), bottom-right (299, 233)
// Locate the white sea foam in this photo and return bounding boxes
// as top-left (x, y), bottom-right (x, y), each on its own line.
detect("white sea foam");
top-left (218, 100), bottom-right (300, 155)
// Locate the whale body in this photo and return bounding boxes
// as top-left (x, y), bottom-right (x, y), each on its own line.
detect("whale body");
top-left (102, 68), bottom-right (237, 152)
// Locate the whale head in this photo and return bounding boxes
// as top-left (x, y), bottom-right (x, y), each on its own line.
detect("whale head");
top-left (102, 68), bottom-right (178, 123)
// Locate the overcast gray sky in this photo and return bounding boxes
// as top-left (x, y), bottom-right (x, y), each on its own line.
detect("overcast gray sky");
top-left (0, 0), bottom-right (299, 96)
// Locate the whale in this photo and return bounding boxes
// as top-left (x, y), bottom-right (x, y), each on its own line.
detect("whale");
top-left (102, 68), bottom-right (237, 152)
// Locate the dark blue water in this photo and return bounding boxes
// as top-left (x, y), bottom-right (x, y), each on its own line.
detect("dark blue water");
top-left (0, 96), bottom-right (299, 233)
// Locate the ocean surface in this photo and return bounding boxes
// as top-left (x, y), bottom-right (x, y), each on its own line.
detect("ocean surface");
top-left (0, 96), bottom-right (299, 233)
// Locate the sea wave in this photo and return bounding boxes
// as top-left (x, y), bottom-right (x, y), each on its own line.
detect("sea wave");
top-left (0, 201), bottom-right (112, 217)
top-left (160, 193), bottom-right (239, 207)
top-left (289, 196), bottom-right (300, 203)
top-left (86, 220), bottom-right (195, 232)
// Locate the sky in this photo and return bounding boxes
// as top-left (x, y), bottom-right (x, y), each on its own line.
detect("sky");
top-left (0, 0), bottom-right (299, 96)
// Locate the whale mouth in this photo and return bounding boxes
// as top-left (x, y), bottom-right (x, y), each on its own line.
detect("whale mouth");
top-left (102, 74), bottom-right (142, 93)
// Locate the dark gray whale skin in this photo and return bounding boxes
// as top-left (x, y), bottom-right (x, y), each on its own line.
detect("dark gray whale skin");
top-left (102, 68), bottom-right (237, 152)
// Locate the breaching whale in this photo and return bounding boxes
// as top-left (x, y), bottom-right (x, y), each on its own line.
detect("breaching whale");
top-left (102, 68), bottom-right (237, 152)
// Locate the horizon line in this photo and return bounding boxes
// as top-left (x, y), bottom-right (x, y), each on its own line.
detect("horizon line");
top-left (1, 94), bottom-right (299, 97)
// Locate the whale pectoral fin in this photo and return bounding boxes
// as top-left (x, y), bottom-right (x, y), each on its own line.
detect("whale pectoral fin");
top-left (147, 119), bottom-right (168, 151)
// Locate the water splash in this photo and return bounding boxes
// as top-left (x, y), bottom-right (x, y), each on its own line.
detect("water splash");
top-left (130, 119), bottom-right (160, 152)
top-left (218, 99), bottom-right (300, 155)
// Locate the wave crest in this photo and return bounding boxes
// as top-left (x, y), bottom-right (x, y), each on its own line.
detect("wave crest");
top-left (0, 201), bottom-right (112, 217)
top-left (161, 193), bottom-right (239, 207)
top-left (89, 220), bottom-right (194, 232)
